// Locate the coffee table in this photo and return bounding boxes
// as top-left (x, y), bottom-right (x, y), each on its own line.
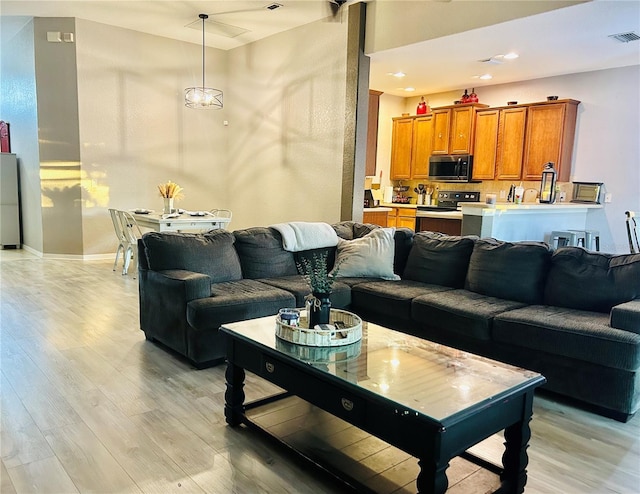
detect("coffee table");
top-left (220, 317), bottom-right (545, 494)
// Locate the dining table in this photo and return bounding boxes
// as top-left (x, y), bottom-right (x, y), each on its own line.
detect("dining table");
top-left (132, 210), bottom-right (231, 232)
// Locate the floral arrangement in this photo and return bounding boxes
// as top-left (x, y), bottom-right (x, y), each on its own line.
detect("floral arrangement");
top-left (297, 252), bottom-right (342, 295)
top-left (157, 180), bottom-right (184, 200)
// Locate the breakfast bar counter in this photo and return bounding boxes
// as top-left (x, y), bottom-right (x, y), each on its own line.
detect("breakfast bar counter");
top-left (460, 202), bottom-right (603, 243)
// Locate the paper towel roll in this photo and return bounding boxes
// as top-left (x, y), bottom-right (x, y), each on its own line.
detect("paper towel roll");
top-left (383, 186), bottom-right (393, 203)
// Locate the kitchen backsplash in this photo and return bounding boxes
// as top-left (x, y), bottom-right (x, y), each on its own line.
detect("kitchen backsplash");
top-left (386, 179), bottom-right (572, 204)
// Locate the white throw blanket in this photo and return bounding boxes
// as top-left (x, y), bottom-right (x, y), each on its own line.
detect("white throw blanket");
top-left (270, 222), bottom-right (339, 252)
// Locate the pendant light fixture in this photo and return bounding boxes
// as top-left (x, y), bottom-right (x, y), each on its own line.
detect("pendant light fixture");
top-left (184, 14), bottom-right (223, 109)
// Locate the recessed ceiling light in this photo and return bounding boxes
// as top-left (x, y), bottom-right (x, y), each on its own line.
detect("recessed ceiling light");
top-left (479, 74), bottom-right (493, 80)
top-left (404, 87), bottom-right (415, 92)
top-left (387, 72), bottom-right (406, 78)
top-left (503, 52), bottom-right (519, 60)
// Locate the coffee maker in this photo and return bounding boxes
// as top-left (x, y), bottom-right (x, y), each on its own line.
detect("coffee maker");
top-left (364, 189), bottom-right (376, 208)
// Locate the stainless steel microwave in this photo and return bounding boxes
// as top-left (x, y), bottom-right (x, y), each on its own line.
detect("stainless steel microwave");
top-left (428, 155), bottom-right (474, 182)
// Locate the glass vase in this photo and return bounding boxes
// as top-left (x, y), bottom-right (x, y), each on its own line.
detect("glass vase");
top-left (307, 292), bottom-right (331, 329)
top-left (163, 197), bottom-right (174, 214)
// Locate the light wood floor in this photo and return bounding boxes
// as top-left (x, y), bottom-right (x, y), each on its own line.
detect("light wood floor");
top-left (1, 249), bottom-right (638, 493)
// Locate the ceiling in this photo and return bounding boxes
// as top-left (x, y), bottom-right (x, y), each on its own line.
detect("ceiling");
top-left (1, 1), bottom-right (639, 97)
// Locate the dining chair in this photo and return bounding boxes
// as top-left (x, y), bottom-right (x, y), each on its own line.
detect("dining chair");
top-left (118, 210), bottom-right (143, 277)
top-left (210, 208), bottom-right (232, 229)
top-left (626, 211), bottom-right (638, 254)
top-left (109, 208), bottom-right (128, 273)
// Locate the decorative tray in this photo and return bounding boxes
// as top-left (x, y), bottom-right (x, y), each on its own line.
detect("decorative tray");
top-left (276, 338), bottom-right (362, 364)
top-left (275, 308), bottom-right (362, 347)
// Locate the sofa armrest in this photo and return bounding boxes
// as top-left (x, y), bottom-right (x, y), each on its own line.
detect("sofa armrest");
top-left (150, 269), bottom-right (211, 302)
top-left (610, 299), bottom-right (640, 335)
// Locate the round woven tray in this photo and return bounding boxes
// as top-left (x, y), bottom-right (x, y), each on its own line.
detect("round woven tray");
top-left (275, 308), bottom-right (362, 347)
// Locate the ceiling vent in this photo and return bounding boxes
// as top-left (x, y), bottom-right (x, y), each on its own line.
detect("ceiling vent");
top-left (478, 57), bottom-right (504, 65)
top-left (608, 31), bottom-right (640, 43)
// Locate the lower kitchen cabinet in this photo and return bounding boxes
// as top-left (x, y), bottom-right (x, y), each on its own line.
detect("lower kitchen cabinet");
top-left (417, 217), bottom-right (462, 235)
top-left (387, 207), bottom-right (416, 231)
top-left (362, 210), bottom-right (389, 227)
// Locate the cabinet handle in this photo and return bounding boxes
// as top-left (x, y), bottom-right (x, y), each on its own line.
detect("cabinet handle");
top-left (341, 398), bottom-right (354, 412)
top-left (265, 362), bottom-right (275, 373)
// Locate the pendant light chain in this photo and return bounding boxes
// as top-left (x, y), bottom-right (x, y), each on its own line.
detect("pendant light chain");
top-left (201, 13), bottom-right (207, 90)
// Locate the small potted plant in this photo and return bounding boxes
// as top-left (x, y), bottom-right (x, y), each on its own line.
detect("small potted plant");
top-left (297, 252), bottom-right (341, 329)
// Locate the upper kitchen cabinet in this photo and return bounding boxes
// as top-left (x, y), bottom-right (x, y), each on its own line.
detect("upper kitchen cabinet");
top-left (431, 109), bottom-right (451, 155)
top-left (496, 107), bottom-right (528, 180)
top-left (432, 103), bottom-right (489, 155)
top-left (390, 114), bottom-right (435, 180)
top-left (472, 109), bottom-right (500, 180)
top-left (411, 115), bottom-right (435, 178)
top-left (390, 117), bottom-right (414, 180)
top-left (522, 99), bottom-right (580, 181)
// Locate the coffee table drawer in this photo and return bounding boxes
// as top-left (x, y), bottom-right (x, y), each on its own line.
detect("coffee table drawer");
top-left (260, 354), bottom-right (366, 424)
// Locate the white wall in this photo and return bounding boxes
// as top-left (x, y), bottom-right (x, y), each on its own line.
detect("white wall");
top-left (75, 19), bottom-right (229, 255)
top-left (376, 65), bottom-right (640, 254)
top-left (226, 19), bottom-right (348, 229)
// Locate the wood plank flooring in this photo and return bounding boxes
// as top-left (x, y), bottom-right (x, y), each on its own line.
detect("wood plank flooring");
top-left (1, 249), bottom-right (639, 493)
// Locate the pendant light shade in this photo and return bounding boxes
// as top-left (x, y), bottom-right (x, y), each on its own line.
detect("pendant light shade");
top-left (185, 14), bottom-right (223, 109)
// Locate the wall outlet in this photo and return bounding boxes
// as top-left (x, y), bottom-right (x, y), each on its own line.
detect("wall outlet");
top-left (604, 193), bottom-right (612, 203)
top-left (499, 190), bottom-right (506, 199)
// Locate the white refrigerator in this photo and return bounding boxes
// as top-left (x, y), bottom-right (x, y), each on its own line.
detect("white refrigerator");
top-left (0, 153), bottom-right (20, 248)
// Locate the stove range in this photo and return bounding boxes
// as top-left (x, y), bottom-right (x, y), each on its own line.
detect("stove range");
top-left (417, 190), bottom-right (481, 212)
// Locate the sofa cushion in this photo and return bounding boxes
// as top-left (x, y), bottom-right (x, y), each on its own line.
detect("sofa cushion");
top-left (465, 239), bottom-right (551, 304)
top-left (258, 275), bottom-right (351, 308)
top-left (544, 248), bottom-right (640, 313)
top-left (142, 231), bottom-right (242, 283)
top-left (332, 228), bottom-right (400, 281)
top-left (412, 289), bottom-right (527, 340)
top-left (493, 305), bottom-right (640, 371)
top-left (351, 280), bottom-right (454, 322)
top-left (403, 232), bottom-right (475, 288)
top-left (186, 280), bottom-right (295, 331)
top-left (332, 221), bottom-right (380, 240)
top-left (233, 227), bottom-right (298, 279)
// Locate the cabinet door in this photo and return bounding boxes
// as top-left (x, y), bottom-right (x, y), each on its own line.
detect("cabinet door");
top-left (390, 118), bottom-right (414, 180)
top-left (472, 110), bottom-right (499, 180)
top-left (496, 107), bottom-right (527, 180)
top-left (362, 211), bottom-right (388, 227)
top-left (522, 104), bottom-right (566, 180)
top-left (431, 110), bottom-right (451, 155)
top-left (449, 106), bottom-right (475, 154)
top-left (411, 115), bottom-right (434, 178)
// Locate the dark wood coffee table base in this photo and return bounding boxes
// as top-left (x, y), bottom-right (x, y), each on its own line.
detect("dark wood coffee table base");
top-left (222, 337), bottom-right (542, 494)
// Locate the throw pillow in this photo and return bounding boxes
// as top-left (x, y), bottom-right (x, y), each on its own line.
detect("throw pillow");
top-left (544, 247), bottom-right (640, 313)
top-left (465, 238), bottom-right (552, 304)
top-left (331, 227), bottom-right (400, 280)
top-left (403, 232), bottom-right (476, 287)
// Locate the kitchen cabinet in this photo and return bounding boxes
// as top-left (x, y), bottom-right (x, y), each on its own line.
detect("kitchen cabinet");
top-left (411, 115), bottom-right (434, 178)
top-left (366, 90), bottom-right (383, 177)
top-left (472, 110), bottom-right (499, 180)
top-left (363, 209), bottom-right (389, 227)
top-left (432, 104), bottom-right (488, 155)
top-left (496, 107), bottom-right (527, 180)
top-left (390, 117), bottom-right (413, 180)
top-left (431, 109), bottom-right (451, 155)
top-left (387, 207), bottom-right (416, 230)
top-left (522, 100), bottom-right (579, 182)
top-left (390, 115), bottom-right (434, 180)
top-left (472, 107), bottom-right (527, 181)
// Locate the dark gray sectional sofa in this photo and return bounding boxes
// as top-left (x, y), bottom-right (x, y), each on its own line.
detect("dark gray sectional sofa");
top-left (138, 222), bottom-right (640, 422)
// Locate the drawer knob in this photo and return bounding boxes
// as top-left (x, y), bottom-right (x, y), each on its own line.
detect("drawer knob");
top-left (265, 362), bottom-right (275, 373)
top-left (341, 398), bottom-right (354, 411)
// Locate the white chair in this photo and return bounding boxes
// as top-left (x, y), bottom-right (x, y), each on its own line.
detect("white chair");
top-left (209, 208), bottom-right (232, 229)
top-left (626, 211), bottom-right (638, 254)
top-left (109, 208), bottom-right (128, 273)
top-left (118, 210), bottom-right (143, 277)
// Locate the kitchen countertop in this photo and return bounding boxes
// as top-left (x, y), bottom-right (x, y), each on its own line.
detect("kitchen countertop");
top-left (461, 202), bottom-right (603, 216)
top-left (363, 206), bottom-right (393, 213)
top-left (415, 210), bottom-right (463, 219)
top-left (380, 203), bottom-right (417, 209)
